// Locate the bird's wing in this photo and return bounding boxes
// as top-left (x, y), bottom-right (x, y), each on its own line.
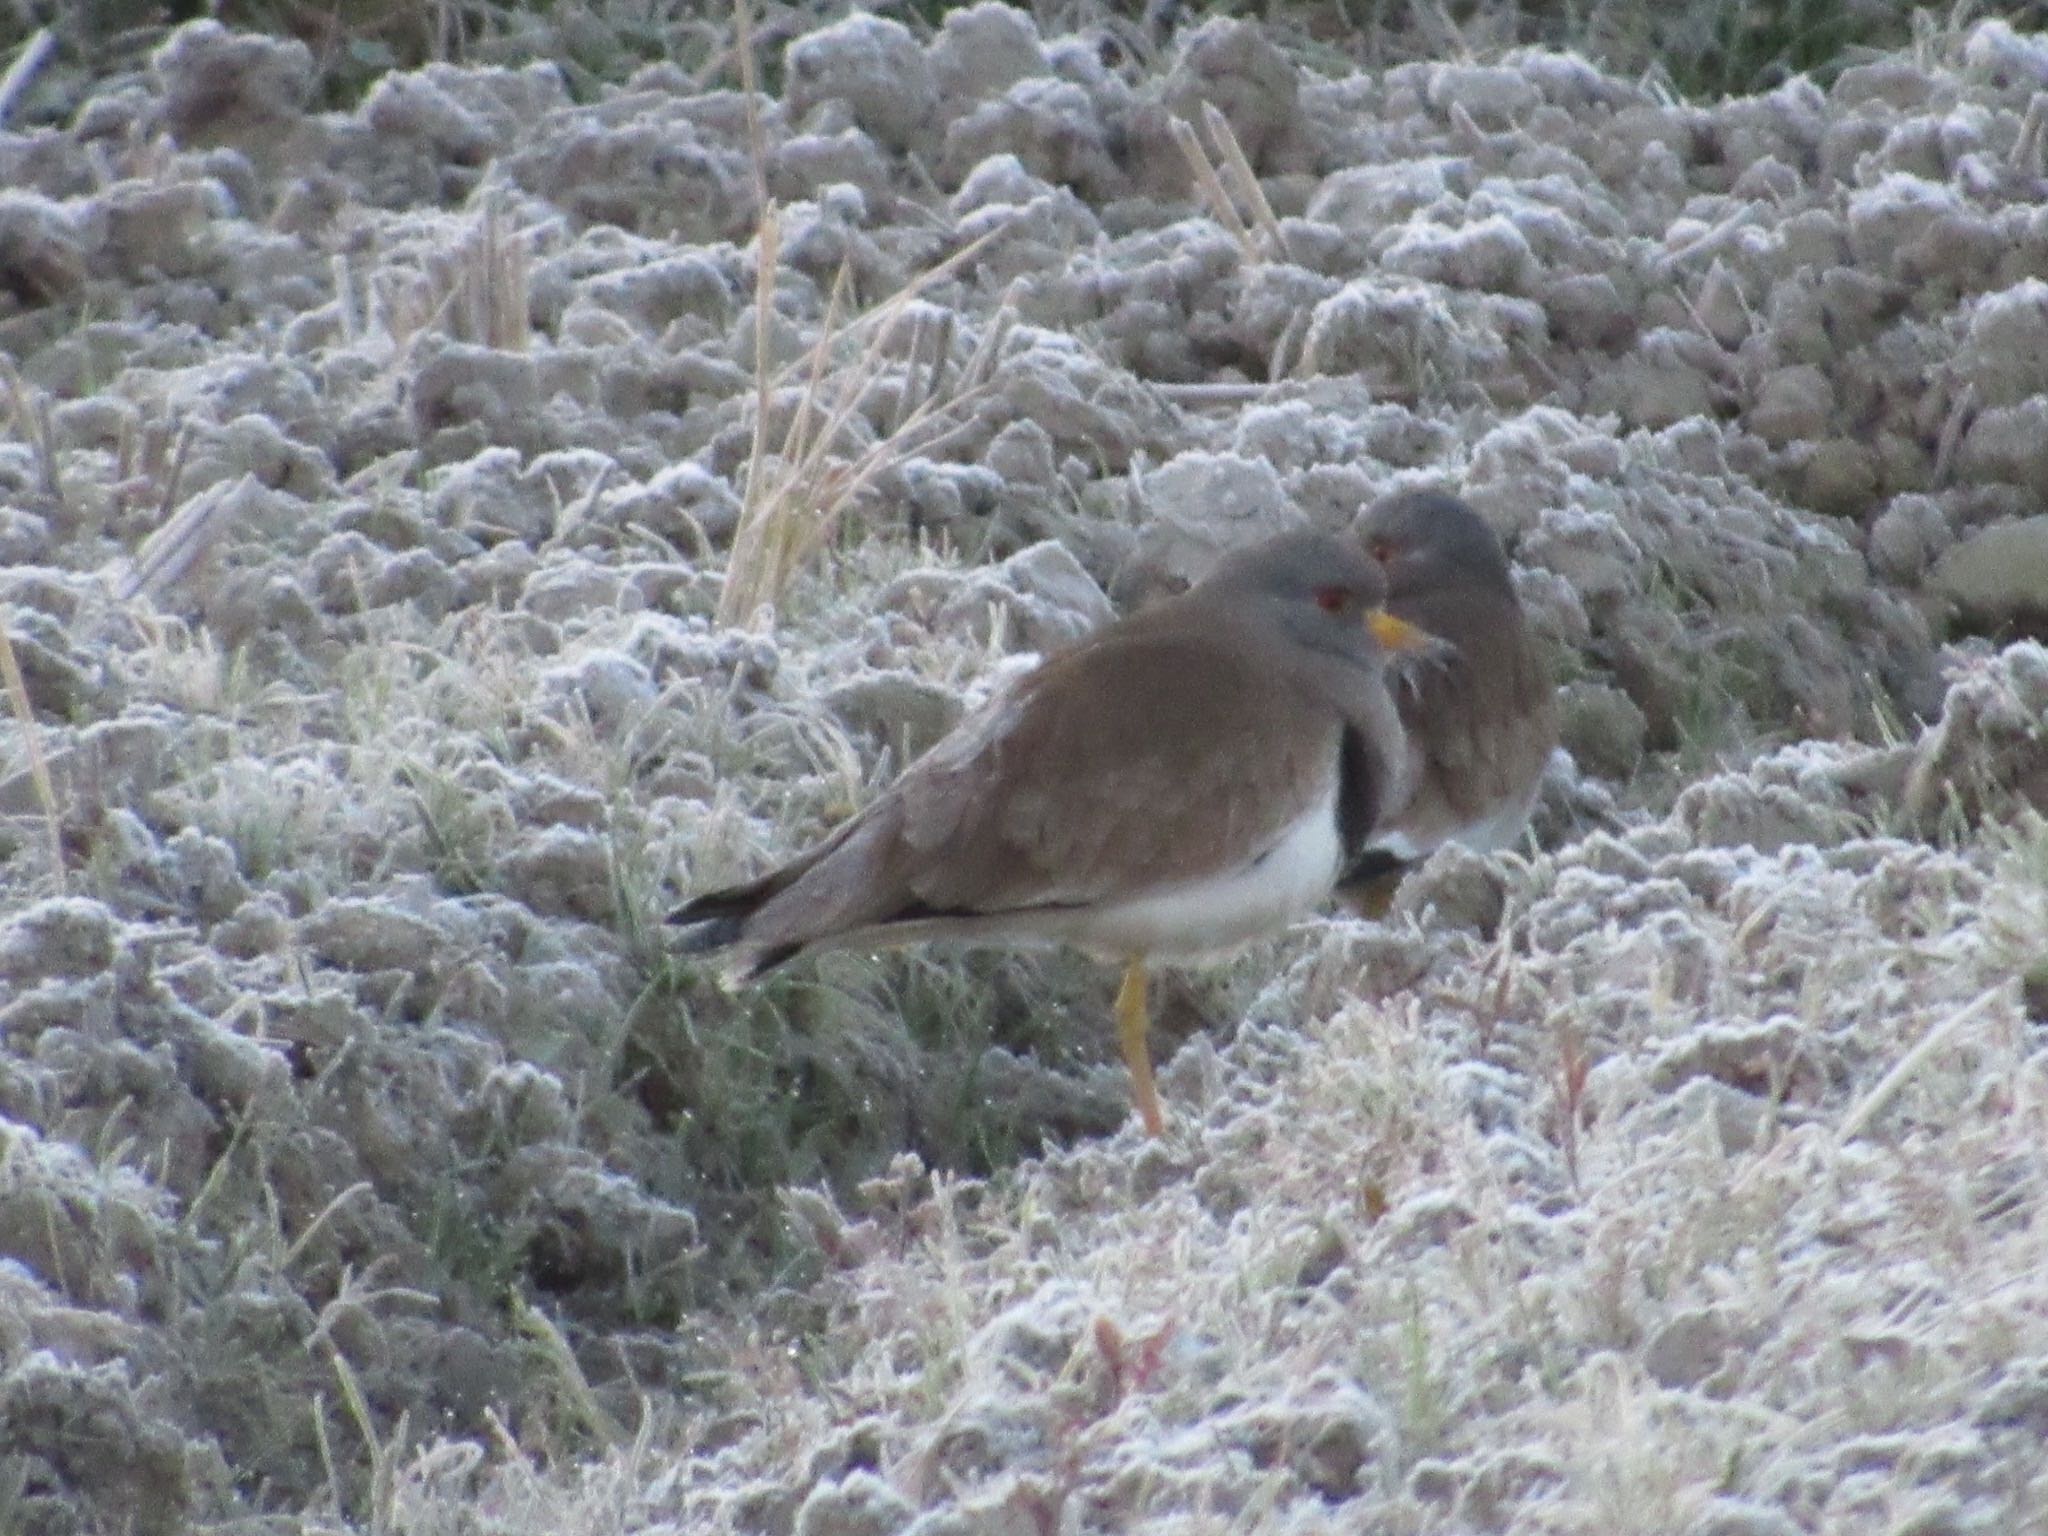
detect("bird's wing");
top-left (1373, 590), bottom-right (1556, 856)
top-left (887, 613), bottom-right (1342, 916)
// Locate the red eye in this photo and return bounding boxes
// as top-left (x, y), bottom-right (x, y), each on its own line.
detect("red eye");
top-left (1314, 586), bottom-right (1346, 613)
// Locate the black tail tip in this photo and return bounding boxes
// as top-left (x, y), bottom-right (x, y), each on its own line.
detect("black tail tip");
top-left (666, 906), bottom-right (800, 978)
top-left (667, 909), bottom-right (745, 951)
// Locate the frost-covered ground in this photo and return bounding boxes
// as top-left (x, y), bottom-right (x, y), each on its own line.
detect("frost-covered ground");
top-left (2, 7), bottom-right (2048, 1533)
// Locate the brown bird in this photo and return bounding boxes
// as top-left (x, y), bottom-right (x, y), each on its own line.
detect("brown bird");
top-left (1338, 490), bottom-right (1559, 915)
top-left (671, 529), bottom-right (1437, 1136)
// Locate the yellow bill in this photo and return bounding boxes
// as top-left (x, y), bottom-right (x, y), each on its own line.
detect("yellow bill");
top-left (1366, 609), bottom-right (1436, 652)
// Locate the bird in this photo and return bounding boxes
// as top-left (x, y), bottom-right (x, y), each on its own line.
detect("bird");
top-left (1336, 489), bottom-right (1559, 917)
top-left (670, 529), bottom-right (1439, 1137)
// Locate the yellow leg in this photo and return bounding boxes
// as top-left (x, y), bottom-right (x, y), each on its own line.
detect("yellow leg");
top-left (1115, 958), bottom-right (1164, 1137)
top-left (1340, 869), bottom-right (1403, 921)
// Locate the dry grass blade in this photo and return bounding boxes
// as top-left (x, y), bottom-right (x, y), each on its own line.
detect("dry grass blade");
top-left (426, 196), bottom-right (532, 351)
top-left (892, 308), bottom-right (957, 436)
top-left (1170, 114), bottom-right (1259, 266)
top-left (116, 469), bottom-right (248, 601)
top-left (782, 262), bottom-right (855, 471)
top-left (154, 414), bottom-right (194, 520)
top-left (514, 1292), bottom-right (628, 1448)
top-left (959, 289), bottom-right (1018, 382)
top-left (1836, 985), bottom-right (2008, 1144)
top-left (283, 1181), bottom-right (375, 1272)
top-left (368, 197), bottom-right (532, 362)
top-left (1656, 199), bottom-right (1762, 274)
top-left (0, 619), bottom-right (64, 883)
top-left (0, 27), bottom-right (56, 129)
top-left (784, 354), bottom-right (1000, 565)
top-left (757, 216), bottom-right (1019, 399)
top-left (2014, 93), bottom-right (2048, 175)
top-left (327, 1343), bottom-right (406, 1536)
top-left (1448, 100), bottom-right (1487, 151)
top-left (1198, 103), bottom-right (1289, 261)
top-left (31, 389), bottom-right (62, 506)
top-left (718, 219), bottom-right (1017, 629)
top-left (469, 195), bottom-right (531, 351)
top-left (1, 357), bottom-right (64, 506)
top-left (723, 260), bottom-right (889, 624)
top-left (719, 204), bottom-right (785, 628)
top-left (1152, 381), bottom-right (1277, 404)
top-left (733, 0), bottom-right (768, 209)
top-left (1933, 382), bottom-right (1975, 486)
top-left (553, 459), bottom-right (615, 547)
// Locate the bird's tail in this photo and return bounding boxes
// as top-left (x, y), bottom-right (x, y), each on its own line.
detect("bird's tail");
top-left (667, 905), bottom-right (748, 957)
top-left (669, 809), bottom-right (884, 980)
top-left (667, 875), bottom-right (801, 980)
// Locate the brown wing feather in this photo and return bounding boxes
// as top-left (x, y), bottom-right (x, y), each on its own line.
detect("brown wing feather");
top-left (899, 606), bottom-right (1338, 911)
top-left (1380, 586), bottom-right (1556, 852)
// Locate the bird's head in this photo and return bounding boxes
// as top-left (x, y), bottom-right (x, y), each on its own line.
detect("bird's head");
top-left (1203, 529), bottom-right (1441, 658)
top-left (1356, 489), bottom-right (1516, 598)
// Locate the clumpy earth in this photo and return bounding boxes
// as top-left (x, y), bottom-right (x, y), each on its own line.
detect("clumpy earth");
top-left (2, 5), bottom-right (2047, 1532)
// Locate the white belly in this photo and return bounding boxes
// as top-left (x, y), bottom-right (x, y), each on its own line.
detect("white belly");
top-left (1453, 786), bottom-right (1541, 854)
top-left (1367, 781), bottom-right (1541, 864)
top-left (1066, 788), bottom-right (1343, 961)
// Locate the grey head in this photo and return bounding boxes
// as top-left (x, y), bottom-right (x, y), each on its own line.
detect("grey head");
top-left (1357, 490), bottom-right (1514, 598)
top-left (1195, 528), bottom-right (1397, 659)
